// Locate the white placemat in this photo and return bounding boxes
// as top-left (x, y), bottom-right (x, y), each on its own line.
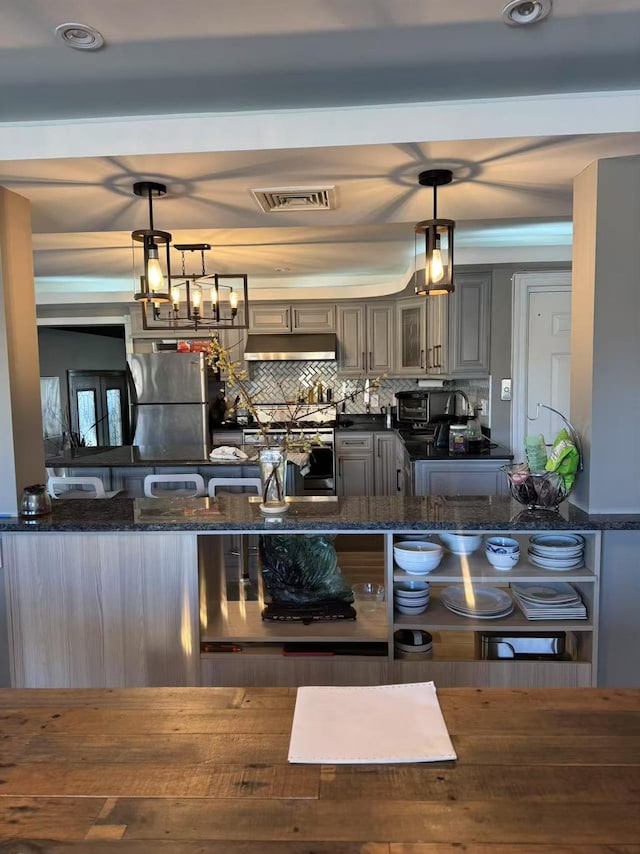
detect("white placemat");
top-left (288, 681), bottom-right (457, 764)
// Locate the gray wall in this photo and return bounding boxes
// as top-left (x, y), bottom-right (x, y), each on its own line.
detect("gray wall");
top-left (37, 327), bottom-right (126, 432)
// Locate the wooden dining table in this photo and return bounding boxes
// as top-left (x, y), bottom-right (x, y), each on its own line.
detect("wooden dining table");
top-left (0, 686), bottom-right (638, 851)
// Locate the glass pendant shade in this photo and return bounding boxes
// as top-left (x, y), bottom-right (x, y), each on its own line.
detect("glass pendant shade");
top-left (414, 218), bottom-right (455, 296)
top-left (132, 182), bottom-right (172, 304)
top-left (415, 168), bottom-right (455, 296)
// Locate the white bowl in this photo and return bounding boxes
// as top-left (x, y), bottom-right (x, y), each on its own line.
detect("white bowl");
top-left (395, 601), bottom-right (429, 615)
top-left (486, 536), bottom-right (520, 554)
top-left (394, 593), bottom-right (429, 607)
top-left (393, 541), bottom-right (443, 573)
top-left (439, 532), bottom-right (482, 555)
top-left (485, 547), bottom-right (520, 570)
top-left (394, 581), bottom-right (430, 598)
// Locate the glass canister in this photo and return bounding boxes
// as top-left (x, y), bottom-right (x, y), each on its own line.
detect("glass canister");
top-left (449, 424), bottom-right (469, 454)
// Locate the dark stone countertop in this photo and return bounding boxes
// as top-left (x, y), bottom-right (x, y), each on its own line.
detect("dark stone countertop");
top-left (46, 445), bottom-right (261, 467)
top-left (401, 438), bottom-right (513, 462)
top-left (1, 495), bottom-right (639, 532)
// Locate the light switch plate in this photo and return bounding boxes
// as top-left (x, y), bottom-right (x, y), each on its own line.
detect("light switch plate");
top-left (500, 379), bottom-right (512, 401)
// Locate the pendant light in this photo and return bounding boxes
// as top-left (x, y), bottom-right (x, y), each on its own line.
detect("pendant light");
top-left (415, 169), bottom-right (455, 296)
top-left (132, 181), bottom-right (172, 305)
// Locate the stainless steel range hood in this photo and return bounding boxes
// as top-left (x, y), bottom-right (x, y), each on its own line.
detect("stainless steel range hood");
top-left (244, 333), bottom-right (337, 361)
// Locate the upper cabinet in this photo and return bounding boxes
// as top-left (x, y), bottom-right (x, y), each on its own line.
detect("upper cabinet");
top-left (248, 303), bottom-right (336, 333)
top-left (395, 298), bottom-right (426, 376)
top-left (395, 272), bottom-right (491, 378)
top-left (426, 294), bottom-right (449, 376)
top-left (337, 303), bottom-right (394, 377)
top-left (447, 272), bottom-right (491, 376)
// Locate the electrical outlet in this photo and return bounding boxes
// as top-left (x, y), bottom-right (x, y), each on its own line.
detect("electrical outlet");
top-left (480, 399), bottom-right (488, 416)
top-left (501, 379), bottom-right (512, 402)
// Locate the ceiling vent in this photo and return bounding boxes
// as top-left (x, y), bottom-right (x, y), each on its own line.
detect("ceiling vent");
top-left (251, 186), bottom-right (337, 213)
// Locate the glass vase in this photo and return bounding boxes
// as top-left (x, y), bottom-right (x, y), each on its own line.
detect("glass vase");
top-left (258, 446), bottom-right (288, 514)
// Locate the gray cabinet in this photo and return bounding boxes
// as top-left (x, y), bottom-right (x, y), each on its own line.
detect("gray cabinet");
top-left (249, 303), bottom-right (335, 333)
top-left (110, 466), bottom-right (154, 497)
top-left (413, 459), bottom-right (508, 496)
top-left (335, 432), bottom-right (374, 496)
top-left (426, 293), bottom-right (449, 375)
top-left (396, 298), bottom-right (426, 376)
top-left (395, 435), bottom-right (412, 496)
top-left (337, 303), bottom-right (394, 377)
top-left (447, 272), bottom-right (491, 376)
top-left (337, 431), bottom-right (408, 496)
top-left (374, 433), bottom-right (396, 496)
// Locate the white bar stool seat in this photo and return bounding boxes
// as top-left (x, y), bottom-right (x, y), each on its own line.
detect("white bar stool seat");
top-left (144, 474), bottom-right (206, 498)
top-left (208, 478), bottom-right (262, 497)
top-left (47, 476), bottom-right (120, 499)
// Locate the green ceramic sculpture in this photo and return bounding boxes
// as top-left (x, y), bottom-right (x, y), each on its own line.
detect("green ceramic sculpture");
top-left (259, 534), bottom-right (354, 605)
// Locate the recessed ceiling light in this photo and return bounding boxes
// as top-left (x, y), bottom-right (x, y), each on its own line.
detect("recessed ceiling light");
top-left (274, 267), bottom-right (291, 272)
top-left (55, 22), bottom-right (105, 51)
top-left (501, 0), bottom-right (552, 26)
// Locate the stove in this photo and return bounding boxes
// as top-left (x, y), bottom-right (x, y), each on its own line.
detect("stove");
top-left (242, 404), bottom-right (336, 495)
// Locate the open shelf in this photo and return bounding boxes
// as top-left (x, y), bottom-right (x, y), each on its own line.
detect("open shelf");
top-left (202, 599), bottom-right (388, 643)
top-left (392, 545), bottom-right (597, 584)
top-left (393, 588), bottom-right (594, 632)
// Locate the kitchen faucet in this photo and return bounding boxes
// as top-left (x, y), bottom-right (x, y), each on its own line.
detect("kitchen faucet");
top-left (444, 390), bottom-right (472, 418)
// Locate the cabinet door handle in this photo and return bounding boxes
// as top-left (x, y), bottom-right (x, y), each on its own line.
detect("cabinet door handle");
top-left (427, 347), bottom-right (433, 369)
top-left (338, 459), bottom-right (343, 476)
top-left (396, 468), bottom-right (401, 492)
top-left (369, 351), bottom-right (372, 372)
top-left (434, 344), bottom-right (440, 368)
top-left (420, 349), bottom-right (425, 369)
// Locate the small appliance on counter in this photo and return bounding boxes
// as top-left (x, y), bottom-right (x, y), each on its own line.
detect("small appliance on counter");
top-left (395, 390), bottom-right (449, 437)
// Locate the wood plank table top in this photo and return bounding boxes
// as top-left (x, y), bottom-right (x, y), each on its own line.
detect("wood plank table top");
top-left (0, 687), bottom-right (638, 852)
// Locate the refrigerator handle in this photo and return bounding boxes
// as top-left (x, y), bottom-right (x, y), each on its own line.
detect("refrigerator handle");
top-left (126, 363), bottom-right (139, 443)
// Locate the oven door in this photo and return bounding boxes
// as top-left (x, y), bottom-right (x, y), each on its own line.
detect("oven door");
top-left (300, 445), bottom-right (335, 495)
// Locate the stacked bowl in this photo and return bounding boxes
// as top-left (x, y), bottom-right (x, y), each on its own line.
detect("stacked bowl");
top-left (485, 536), bottom-right (520, 569)
top-left (393, 540), bottom-right (443, 575)
top-left (394, 629), bottom-right (433, 659)
top-left (394, 580), bottom-right (430, 615)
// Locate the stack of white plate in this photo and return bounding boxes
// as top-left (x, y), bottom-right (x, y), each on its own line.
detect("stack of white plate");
top-left (440, 585), bottom-right (513, 619)
top-left (527, 534), bottom-right (585, 570)
top-left (511, 582), bottom-right (587, 620)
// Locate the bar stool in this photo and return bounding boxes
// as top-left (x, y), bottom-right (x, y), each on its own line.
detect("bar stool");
top-left (47, 476), bottom-right (120, 499)
top-left (143, 474), bottom-right (206, 498)
top-left (209, 478), bottom-right (262, 585)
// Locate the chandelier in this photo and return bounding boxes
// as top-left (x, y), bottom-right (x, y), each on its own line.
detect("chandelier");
top-left (414, 169), bottom-right (455, 296)
top-left (132, 181), bottom-right (249, 331)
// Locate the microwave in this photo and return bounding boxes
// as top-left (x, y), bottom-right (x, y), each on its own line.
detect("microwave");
top-left (395, 390), bottom-right (449, 425)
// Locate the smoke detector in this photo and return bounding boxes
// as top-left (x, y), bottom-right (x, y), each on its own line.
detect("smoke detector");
top-left (55, 22), bottom-right (105, 51)
top-left (502, 1), bottom-right (552, 26)
top-left (252, 186), bottom-right (337, 213)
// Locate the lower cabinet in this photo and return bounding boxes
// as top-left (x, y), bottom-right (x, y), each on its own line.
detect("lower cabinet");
top-left (335, 433), bottom-right (374, 496)
top-left (413, 459), bottom-right (509, 496)
top-left (3, 533), bottom-right (200, 688)
top-left (336, 431), bottom-right (406, 496)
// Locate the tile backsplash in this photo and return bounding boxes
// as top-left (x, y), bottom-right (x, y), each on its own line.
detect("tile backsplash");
top-left (243, 361), bottom-right (490, 424)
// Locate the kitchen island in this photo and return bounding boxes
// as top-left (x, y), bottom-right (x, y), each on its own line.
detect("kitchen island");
top-left (1, 496), bottom-right (638, 691)
top-left (0, 686), bottom-right (638, 848)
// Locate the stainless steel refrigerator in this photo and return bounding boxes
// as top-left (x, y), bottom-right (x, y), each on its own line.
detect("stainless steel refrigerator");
top-left (127, 352), bottom-right (210, 448)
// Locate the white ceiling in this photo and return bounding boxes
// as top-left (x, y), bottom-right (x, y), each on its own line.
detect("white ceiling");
top-left (1, 0), bottom-right (640, 307)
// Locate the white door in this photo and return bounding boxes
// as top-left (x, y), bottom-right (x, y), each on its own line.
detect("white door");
top-left (512, 272), bottom-right (572, 459)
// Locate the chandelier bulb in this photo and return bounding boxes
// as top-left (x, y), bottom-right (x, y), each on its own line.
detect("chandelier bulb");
top-left (229, 289), bottom-right (238, 311)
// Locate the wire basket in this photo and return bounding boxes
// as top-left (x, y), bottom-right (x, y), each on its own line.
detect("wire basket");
top-left (501, 464), bottom-right (572, 510)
